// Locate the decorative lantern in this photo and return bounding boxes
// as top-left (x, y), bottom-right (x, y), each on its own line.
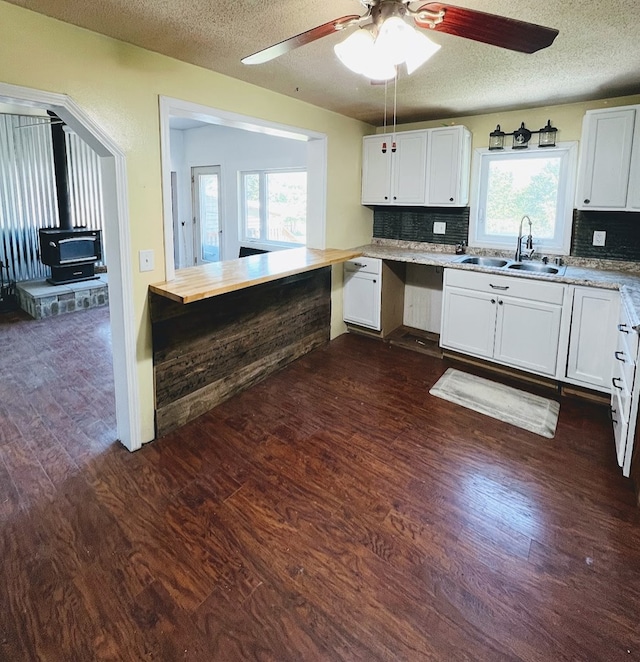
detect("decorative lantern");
top-left (512, 122), bottom-right (532, 149)
top-left (488, 125), bottom-right (506, 150)
top-left (538, 119), bottom-right (558, 147)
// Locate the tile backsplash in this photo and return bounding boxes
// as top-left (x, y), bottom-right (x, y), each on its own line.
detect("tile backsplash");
top-left (372, 207), bottom-right (469, 245)
top-left (571, 210), bottom-right (640, 261)
top-left (373, 207), bottom-right (640, 263)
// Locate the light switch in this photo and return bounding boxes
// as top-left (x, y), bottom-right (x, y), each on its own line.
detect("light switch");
top-left (592, 231), bottom-right (606, 247)
top-left (433, 222), bottom-right (446, 235)
top-left (139, 249), bottom-right (154, 272)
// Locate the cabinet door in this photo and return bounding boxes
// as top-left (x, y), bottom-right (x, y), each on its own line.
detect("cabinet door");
top-left (612, 390), bottom-right (629, 468)
top-left (566, 287), bottom-right (620, 391)
top-left (362, 135), bottom-right (393, 205)
top-left (577, 108), bottom-right (636, 210)
top-left (628, 120), bottom-right (640, 210)
top-left (441, 286), bottom-right (497, 358)
top-left (426, 127), bottom-right (470, 206)
top-left (392, 131), bottom-right (428, 204)
top-left (494, 296), bottom-right (562, 376)
top-left (343, 271), bottom-right (381, 330)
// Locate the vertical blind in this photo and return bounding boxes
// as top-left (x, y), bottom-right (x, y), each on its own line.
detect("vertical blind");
top-left (0, 114), bottom-right (105, 283)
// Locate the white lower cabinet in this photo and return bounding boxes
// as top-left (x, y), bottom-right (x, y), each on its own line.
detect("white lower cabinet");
top-left (343, 258), bottom-right (382, 330)
top-left (494, 296), bottom-right (563, 376)
top-left (441, 269), bottom-right (565, 378)
top-left (566, 286), bottom-right (620, 392)
top-left (343, 258), bottom-right (405, 335)
top-left (611, 300), bottom-right (640, 477)
top-left (440, 286), bottom-right (496, 357)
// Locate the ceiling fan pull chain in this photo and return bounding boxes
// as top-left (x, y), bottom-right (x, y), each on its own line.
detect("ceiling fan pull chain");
top-left (382, 79), bottom-right (388, 154)
top-left (392, 71), bottom-right (397, 153)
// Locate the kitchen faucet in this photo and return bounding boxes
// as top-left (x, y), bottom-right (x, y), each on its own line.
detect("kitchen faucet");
top-left (515, 215), bottom-right (535, 261)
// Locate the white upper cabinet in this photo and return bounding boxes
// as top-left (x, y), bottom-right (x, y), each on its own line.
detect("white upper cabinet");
top-left (392, 132), bottom-right (429, 205)
top-left (629, 116), bottom-right (640, 210)
top-left (576, 106), bottom-right (640, 211)
top-left (361, 126), bottom-right (470, 207)
top-left (362, 131), bottom-right (427, 205)
top-left (361, 135), bottom-right (395, 205)
top-left (426, 126), bottom-right (472, 206)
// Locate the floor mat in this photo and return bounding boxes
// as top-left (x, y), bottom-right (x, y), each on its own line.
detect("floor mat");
top-left (429, 368), bottom-right (560, 438)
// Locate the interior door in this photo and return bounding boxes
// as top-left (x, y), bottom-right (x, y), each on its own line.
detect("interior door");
top-left (192, 165), bottom-right (222, 264)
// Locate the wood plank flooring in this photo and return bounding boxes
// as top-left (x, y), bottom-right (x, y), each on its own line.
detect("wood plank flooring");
top-left (2, 307), bottom-right (640, 661)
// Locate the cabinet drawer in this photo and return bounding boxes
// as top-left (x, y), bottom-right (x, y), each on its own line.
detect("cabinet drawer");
top-left (611, 357), bottom-right (632, 422)
top-left (616, 302), bottom-right (639, 360)
top-left (612, 390), bottom-right (629, 467)
top-left (445, 269), bottom-right (565, 305)
top-left (345, 257), bottom-right (381, 275)
top-left (613, 344), bottom-right (636, 395)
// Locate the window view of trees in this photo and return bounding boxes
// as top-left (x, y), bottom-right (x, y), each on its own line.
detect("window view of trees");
top-left (485, 156), bottom-right (561, 238)
top-left (242, 170), bottom-right (307, 245)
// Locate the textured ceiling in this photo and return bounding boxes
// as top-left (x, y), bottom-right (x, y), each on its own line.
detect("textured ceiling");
top-left (6, 0), bottom-right (640, 125)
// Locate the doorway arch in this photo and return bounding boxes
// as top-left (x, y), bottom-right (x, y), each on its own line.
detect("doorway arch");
top-left (0, 82), bottom-right (141, 451)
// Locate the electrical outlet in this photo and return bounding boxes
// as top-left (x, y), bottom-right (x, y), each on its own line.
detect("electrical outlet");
top-left (433, 221), bottom-right (446, 235)
top-left (592, 230), bottom-right (606, 247)
top-left (139, 249), bottom-right (154, 272)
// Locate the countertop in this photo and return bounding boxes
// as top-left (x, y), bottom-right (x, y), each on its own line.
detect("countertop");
top-left (149, 247), bottom-right (363, 304)
top-left (359, 240), bottom-right (640, 330)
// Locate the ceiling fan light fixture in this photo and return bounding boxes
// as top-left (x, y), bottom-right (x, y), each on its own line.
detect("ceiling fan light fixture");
top-left (404, 29), bottom-right (441, 75)
top-left (375, 16), bottom-right (413, 65)
top-left (334, 28), bottom-right (375, 74)
top-left (334, 26), bottom-right (396, 80)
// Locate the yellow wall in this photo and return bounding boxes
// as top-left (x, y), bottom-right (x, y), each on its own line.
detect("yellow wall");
top-left (379, 95), bottom-right (640, 149)
top-left (0, 1), bottom-right (373, 443)
top-left (2, 0), bottom-right (639, 445)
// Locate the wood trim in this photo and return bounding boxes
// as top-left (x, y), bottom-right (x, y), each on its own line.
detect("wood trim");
top-left (0, 82), bottom-right (142, 451)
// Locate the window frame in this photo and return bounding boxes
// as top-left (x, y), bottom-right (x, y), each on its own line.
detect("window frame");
top-left (239, 167), bottom-right (308, 249)
top-left (469, 142), bottom-right (578, 255)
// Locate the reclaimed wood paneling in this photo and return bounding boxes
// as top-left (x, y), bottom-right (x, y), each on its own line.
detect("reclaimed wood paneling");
top-left (150, 268), bottom-right (331, 436)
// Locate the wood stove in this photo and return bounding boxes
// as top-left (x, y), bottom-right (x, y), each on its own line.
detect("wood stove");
top-left (37, 111), bottom-right (103, 286)
top-left (39, 227), bottom-right (102, 285)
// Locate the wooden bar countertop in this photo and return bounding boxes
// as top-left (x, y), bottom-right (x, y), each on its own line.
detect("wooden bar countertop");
top-left (149, 247), bottom-right (363, 304)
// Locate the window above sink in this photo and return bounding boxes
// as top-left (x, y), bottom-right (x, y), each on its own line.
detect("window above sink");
top-left (469, 144), bottom-right (578, 255)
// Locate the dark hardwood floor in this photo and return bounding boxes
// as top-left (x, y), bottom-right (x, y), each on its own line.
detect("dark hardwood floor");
top-left (2, 307), bottom-right (640, 661)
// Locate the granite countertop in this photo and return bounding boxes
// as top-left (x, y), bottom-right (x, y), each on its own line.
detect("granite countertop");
top-left (358, 239), bottom-right (640, 330)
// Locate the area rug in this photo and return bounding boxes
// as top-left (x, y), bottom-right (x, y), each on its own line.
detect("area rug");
top-left (429, 368), bottom-right (560, 439)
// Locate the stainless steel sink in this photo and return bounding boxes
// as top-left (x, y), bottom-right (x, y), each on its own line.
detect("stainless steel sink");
top-left (459, 256), bottom-right (509, 268)
top-left (507, 262), bottom-right (559, 274)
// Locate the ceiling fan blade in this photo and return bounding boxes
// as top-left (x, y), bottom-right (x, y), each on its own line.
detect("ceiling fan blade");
top-left (415, 3), bottom-right (559, 54)
top-left (242, 15), bottom-right (361, 65)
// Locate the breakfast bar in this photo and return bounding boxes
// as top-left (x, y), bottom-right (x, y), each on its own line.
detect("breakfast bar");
top-left (149, 247), bottom-right (361, 436)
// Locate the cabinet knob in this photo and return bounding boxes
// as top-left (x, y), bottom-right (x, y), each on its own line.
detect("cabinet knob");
top-left (373, 279), bottom-right (377, 283)
top-left (498, 300), bottom-right (503, 305)
top-left (393, 196), bottom-right (397, 200)
top-left (584, 199), bottom-right (590, 204)
top-left (449, 197), bottom-right (454, 202)
top-left (491, 298), bottom-right (496, 304)
top-left (384, 196), bottom-right (388, 200)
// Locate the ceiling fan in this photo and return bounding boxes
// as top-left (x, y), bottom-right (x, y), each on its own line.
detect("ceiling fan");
top-left (242, 1), bottom-right (559, 79)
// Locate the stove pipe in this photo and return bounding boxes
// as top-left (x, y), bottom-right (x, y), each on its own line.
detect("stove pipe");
top-left (47, 111), bottom-right (73, 231)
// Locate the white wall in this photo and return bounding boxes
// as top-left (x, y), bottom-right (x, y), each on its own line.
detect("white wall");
top-left (173, 124), bottom-right (308, 263)
top-left (169, 128), bottom-right (194, 267)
